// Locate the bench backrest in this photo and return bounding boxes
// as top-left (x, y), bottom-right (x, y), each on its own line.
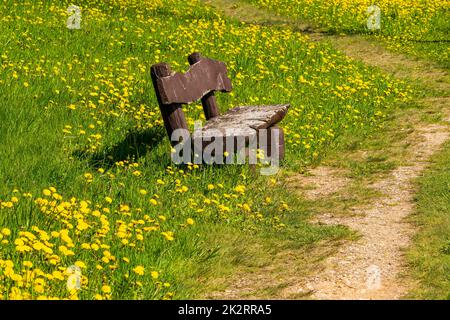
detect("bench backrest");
top-left (150, 52), bottom-right (232, 143)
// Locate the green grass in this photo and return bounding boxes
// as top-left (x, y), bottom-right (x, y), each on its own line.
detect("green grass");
top-left (245, 0), bottom-right (450, 68)
top-left (407, 141), bottom-right (450, 299)
top-left (0, 0), bottom-right (409, 299)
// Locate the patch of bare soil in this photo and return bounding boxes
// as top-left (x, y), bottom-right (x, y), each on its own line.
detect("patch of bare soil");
top-left (205, 245), bottom-right (339, 299)
top-left (202, 0), bottom-right (317, 32)
top-left (286, 167), bottom-right (350, 200)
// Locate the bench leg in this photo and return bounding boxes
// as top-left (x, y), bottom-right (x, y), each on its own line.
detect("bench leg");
top-left (197, 126), bottom-right (285, 165)
top-left (265, 125), bottom-right (285, 161)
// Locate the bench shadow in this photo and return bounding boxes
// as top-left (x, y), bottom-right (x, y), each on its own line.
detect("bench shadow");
top-left (73, 126), bottom-right (166, 169)
top-left (73, 127), bottom-right (279, 176)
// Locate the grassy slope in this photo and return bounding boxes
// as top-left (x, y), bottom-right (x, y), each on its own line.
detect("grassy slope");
top-left (245, 0), bottom-right (450, 68)
top-left (407, 142), bottom-right (450, 300)
top-left (0, 0), bottom-right (410, 299)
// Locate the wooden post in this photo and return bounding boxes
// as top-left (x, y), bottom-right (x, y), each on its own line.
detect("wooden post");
top-left (266, 125), bottom-right (285, 160)
top-left (188, 52), bottom-right (220, 120)
top-left (150, 62), bottom-right (189, 145)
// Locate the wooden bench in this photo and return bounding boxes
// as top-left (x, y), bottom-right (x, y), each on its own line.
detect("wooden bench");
top-left (150, 52), bottom-right (289, 162)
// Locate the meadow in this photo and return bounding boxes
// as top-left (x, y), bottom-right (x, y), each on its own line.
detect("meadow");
top-left (0, 0), bottom-right (411, 299)
top-left (408, 141), bottom-right (450, 299)
top-left (246, 0), bottom-right (450, 67)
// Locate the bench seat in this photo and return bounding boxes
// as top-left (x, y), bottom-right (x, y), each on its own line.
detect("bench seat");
top-left (197, 104), bottom-right (290, 139)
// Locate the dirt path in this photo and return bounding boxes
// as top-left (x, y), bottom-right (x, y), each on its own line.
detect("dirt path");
top-left (286, 122), bottom-right (450, 299)
top-left (204, 0), bottom-right (450, 300)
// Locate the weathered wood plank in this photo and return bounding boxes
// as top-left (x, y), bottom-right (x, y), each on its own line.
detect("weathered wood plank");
top-left (198, 104), bottom-right (290, 139)
top-left (192, 104), bottom-right (289, 162)
top-left (156, 58), bottom-right (232, 105)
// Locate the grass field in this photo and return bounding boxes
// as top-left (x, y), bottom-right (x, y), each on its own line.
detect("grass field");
top-left (407, 141), bottom-right (450, 299)
top-left (246, 0), bottom-right (450, 67)
top-left (0, 0), bottom-right (445, 300)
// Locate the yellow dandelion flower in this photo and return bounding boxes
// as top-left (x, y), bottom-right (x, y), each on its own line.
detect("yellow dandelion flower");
top-left (101, 285), bottom-right (111, 294)
top-left (132, 265), bottom-right (145, 276)
top-left (234, 185), bottom-right (246, 194)
top-left (161, 231), bottom-right (174, 241)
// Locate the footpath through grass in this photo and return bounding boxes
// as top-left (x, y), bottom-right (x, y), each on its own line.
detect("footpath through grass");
top-left (0, 0), bottom-right (409, 299)
top-left (246, 0), bottom-right (450, 68)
